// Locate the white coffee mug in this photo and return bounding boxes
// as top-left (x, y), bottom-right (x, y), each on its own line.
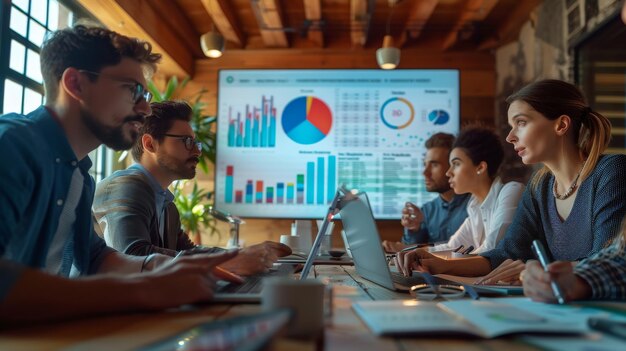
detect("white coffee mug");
top-left (261, 277), bottom-right (328, 339)
top-left (279, 234), bottom-right (302, 253)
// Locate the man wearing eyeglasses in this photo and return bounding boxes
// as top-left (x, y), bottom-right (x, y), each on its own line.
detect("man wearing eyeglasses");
top-left (93, 101), bottom-right (291, 276)
top-left (0, 26), bottom-right (239, 324)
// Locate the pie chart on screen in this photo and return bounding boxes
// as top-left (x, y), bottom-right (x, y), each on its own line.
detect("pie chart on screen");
top-left (281, 96), bottom-right (332, 145)
top-left (428, 109), bottom-right (450, 125)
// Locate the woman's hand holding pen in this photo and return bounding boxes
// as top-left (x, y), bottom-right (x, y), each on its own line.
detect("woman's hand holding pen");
top-left (401, 202), bottom-right (424, 231)
top-left (520, 260), bottom-right (591, 302)
top-left (395, 248), bottom-right (448, 276)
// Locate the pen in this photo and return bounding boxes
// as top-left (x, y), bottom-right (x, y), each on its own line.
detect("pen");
top-left (531, 240), bottom-right (566, 304)
top-left (386, 243), bottom-right (432, 259)
top-left (393, 243), bottom-right (432, 254)
top-left (461, 245), bottom-right (474, 255)
top-left (213, 266), bottom-right (245, 284)
top-left (400, 245), bottom-right (421, 252)
top-left (174, 250), bottom-right (245, 284)
top-left (588, 318), bottom-right (626, 340)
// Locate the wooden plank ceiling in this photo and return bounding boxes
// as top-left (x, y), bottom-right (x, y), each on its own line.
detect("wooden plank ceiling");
top-left (78, 0), bottom-right (541, 77)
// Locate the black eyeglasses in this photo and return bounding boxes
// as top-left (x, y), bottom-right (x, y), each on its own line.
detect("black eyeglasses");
top-left (163, 134), bottom-right (202, 152)
top-left (79, 70), bottom-right (152, 104)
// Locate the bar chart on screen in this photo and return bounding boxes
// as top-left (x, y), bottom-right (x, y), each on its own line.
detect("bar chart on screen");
top-left (223, 155), bottom-right (337, 207)
top-left (226, 95), bottom-right (277, 148)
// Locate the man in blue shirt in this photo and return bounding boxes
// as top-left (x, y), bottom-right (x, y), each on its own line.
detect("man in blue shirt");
top-left (93, 101), bottom-right (290, 275)
top-left (0, 25), bottom-right (238, 324)
top-left (383, 133), bottom-right (470, 252)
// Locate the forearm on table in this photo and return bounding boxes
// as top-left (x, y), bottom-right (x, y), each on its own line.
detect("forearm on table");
top-left (0, 268), bottom-right (154, 325)
top-left (438, 256), bottom-right (493, 276)
top-left (96, 251), bottom-right (170, 274)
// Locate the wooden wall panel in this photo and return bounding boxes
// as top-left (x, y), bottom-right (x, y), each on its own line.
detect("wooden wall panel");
top-left (183, 49), bottom-right (495, 247)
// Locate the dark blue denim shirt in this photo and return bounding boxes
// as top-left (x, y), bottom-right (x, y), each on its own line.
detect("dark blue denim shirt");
top-left (0, 106), bottom-right (115, 301)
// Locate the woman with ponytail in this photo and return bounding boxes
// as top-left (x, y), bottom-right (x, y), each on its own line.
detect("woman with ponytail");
top-left (519, 2), bottom-right (626, 303)
top-left (396, 80), bottom-right (626, 288)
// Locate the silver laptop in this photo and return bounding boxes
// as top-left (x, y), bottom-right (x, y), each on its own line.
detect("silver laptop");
top-left (213, 187), bottom-right (348, 302)
top-left (339, 192), bottom-right (425, 291)
top-left (339, 191), bottom-right (521, 296)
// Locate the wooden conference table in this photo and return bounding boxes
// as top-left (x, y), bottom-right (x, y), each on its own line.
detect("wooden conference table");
top-left (0, 265), bottom-right (538, 351)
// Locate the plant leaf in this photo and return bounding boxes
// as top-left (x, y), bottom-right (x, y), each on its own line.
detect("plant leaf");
top-left (164, 76), bottom-right (178, 100)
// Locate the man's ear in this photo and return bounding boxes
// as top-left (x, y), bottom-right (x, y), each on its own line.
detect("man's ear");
top-left (554, 114), bottom-right (572, 136)
top-left (142, 134), bottom-right (157, 153)
top-left (60, 67), bottom-right (84, 101)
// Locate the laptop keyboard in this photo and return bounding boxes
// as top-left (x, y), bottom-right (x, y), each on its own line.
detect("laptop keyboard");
top-left (216, 264), bottom-right (296, 294)
top-left (390, 272), bottom-right (451, 287)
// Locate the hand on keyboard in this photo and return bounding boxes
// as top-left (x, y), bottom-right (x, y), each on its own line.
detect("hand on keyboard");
top-left (220, 241), bottom-right (293, 276)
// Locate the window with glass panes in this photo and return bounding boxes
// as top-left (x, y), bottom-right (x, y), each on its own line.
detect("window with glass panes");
top-left (0, 0), bottom-right (110, 181)
top-left (1, 0), bottom-right (74, 115)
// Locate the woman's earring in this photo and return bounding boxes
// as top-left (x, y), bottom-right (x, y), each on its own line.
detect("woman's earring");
top-left (476, 171), bottom-right (482, 175)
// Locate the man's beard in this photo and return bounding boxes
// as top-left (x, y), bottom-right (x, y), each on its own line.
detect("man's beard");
top-left (80, 108), bottom-right (143, 150)
top-left (426, 180), bottom-right (451, 194)
top-left (157, 152), bottom-right (199, 180)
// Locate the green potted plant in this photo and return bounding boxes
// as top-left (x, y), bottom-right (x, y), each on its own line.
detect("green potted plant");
top-left (171, 180), bottom-right (217, 245)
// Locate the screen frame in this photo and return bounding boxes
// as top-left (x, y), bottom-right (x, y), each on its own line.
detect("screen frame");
top-left (214, 68), bottom-right (461, 220)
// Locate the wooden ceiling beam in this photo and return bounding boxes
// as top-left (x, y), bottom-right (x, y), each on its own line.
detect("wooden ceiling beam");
top-left (253, 0), bottom-right (289, 48)
top-left (398, 0), bottom-right (439, 48)
top-left (200, 0), bottom-right (245, 48)
top-left (350, 0), bottom-right (370, 47)
top-left (77, 0), bottom-right (193, 77)
top-left (145, 0), bottom-right (203, 57)
top-left (303, 0), bottom-right (324, 47)
top-left (441, 0), bottom-right (499, 50)
top-left (477, 0), bottom-right (542, 50)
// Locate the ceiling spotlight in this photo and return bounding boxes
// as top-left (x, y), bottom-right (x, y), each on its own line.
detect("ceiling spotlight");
top-left (377, 0), bottom-right (400, 69)
top-left (200, 30), bottom-right (224, 58)
top-left (377, 35), bottom-right (400, 69)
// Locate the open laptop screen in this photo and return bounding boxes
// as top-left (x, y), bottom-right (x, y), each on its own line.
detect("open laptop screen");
top-left (339, 191), bottom-right (397, 290)
top-left (299, 188), bottom-right (345, 280)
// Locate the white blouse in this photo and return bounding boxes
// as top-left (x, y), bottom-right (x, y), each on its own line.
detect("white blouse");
top-left (431, 177), bottom-right (525, 254)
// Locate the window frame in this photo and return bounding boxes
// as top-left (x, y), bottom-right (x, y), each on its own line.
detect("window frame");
top-left (0, 0), bottom-right (111, 181)
top-left (572, 10), bottom-right (626, 154)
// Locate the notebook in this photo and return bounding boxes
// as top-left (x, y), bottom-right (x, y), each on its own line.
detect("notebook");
top-left (339, 191), bottom-right (523, 296)
top-left (352, 298), bottom-right (597, 337)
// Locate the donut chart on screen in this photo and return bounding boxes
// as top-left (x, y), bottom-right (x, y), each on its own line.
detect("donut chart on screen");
top-left (380, 97), bottom-right (415, 129)
top-left (428, 109), bottom-right (450, 125)
top-left (281, 96), bottom-right (332, 145)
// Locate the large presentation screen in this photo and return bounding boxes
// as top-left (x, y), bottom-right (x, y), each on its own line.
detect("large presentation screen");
top-left (214, 69), bottom-right (460, 219)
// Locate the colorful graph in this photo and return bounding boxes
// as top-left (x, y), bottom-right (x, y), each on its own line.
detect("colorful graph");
top-left (428, 109), bottom-right (450, 125)
top-left (282, 96), bottom-right (332, 145)
top-left (227, 96), bottom-right (276, 148)
top-left (224, 156), bottom-right (337, 205)
top-left (380, 97), bottom-right (414, 129)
